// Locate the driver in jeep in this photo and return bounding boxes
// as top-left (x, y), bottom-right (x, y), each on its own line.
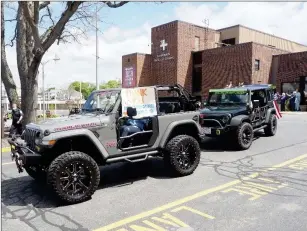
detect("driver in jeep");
top-left (120, 107), bottom-right (149, 137)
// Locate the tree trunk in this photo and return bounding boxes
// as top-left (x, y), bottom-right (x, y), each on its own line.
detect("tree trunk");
top-left (20, 57), bottom-right (41, 125)
top-left (16, 2), bottom-right (42, 125)
top-left (20, 74), bottom-right (38, 125)
top-left (1, 2), bottom-right (18, 106)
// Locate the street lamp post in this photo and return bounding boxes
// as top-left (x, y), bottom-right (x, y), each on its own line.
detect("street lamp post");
top-left (41, 56), bottom-right (60, 120)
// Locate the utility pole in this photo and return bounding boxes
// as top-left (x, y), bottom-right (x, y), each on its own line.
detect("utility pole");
top-left (42, 63), bottom-right (45, 120)
top-left (96, 4), bottom-right (99, 91)
top-left (41, 55), bottom-right (60, 120)
top-left (79, 81), bottom-right (82, 108)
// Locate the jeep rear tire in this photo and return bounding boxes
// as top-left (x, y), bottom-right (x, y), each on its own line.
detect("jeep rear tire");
top-left (264, 114), bottom-right (277, 136)
top-left (235, 122), bottom-right (254, 150)
top-left (25, 165), bottom-right (47, 183)
top-left (164, 135), bottom-right (201, 176)
top-left (47, 151), bottom-right (100, 204)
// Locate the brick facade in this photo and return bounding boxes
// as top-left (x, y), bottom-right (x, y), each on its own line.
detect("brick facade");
top-left (273, 51), bottom-right (307, 92)
top-left (252, 43), bottom-right (289, 84)
top-left (122, 20), bottom-right (307, 103)
top-left (201, 43), bottom-right (253, 98)
top-left (122, 53), bottom-right (152, 87)
top-left (176, 21), bottom-right (218, 93)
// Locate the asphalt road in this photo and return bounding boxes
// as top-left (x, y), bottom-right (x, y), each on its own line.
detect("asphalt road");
top-left (2, 114), bottom-right (307, 231)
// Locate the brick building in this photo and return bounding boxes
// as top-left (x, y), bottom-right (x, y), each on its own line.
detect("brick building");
top-left (122, 20), bottom-right (307, 103)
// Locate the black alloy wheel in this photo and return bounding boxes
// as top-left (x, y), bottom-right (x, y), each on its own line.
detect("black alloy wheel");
top-left (58, 161), bottom-right (92, 197)
top-left (47, 151), bottom-right (100, 204)
top-left (164, 135), bottom-right (201, 176)
top-left (236, 122), bottom-right (254, 150)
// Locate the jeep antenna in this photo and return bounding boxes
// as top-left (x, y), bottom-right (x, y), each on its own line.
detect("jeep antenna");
top-left (202, 18), bottom-right (209, 50)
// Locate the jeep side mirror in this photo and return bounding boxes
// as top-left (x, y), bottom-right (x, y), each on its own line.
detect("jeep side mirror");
top-left (127, 107), bottom-right (137, 117)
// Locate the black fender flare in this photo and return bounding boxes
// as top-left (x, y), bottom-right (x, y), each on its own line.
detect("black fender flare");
top-left (159, 120), bottom-right (201, 148)
top-left (42, 129), bottom-right (109, 159)
top-left (229, 115), bottom-right (251, 127)
top-left (265, 108), bottom-right (276, 123)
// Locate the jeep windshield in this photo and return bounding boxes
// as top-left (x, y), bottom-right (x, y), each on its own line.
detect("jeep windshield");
top-left (207, 89), bottom-right (248, 107)
top-left (82, 90), bottom-right (120, 113)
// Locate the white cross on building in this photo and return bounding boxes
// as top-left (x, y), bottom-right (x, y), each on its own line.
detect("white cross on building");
top-left (160, 39), bottom-right (168, 51)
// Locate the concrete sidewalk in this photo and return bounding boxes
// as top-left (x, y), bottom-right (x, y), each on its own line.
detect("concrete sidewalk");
top-left (281, 111), bottom-right (307, 115)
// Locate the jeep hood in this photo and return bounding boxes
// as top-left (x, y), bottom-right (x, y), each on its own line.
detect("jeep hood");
top-left (200, 106), bottom-right (247, 117)
top-left (26, 113), bottom-right (108, 132)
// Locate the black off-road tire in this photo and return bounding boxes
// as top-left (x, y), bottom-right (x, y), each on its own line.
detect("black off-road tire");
top-left (264, 114), bottom-right (277, 136)
top-left (25, 166), bottom-right (47, 183)
top-left (47, 151), bottom-right (100, 204)
top-left (235, 122), bottom-right (254, 150)
top-left (164, 135), bottom-right (201, 176)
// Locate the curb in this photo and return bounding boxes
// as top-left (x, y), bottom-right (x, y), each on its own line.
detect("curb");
top-left (1, 147), bottom-right (11, 152)
top-left (281, 112), bottom-right (307, 115)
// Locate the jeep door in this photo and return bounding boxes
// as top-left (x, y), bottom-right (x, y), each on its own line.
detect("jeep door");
top-left (115, 87), bottom-right (160, 153)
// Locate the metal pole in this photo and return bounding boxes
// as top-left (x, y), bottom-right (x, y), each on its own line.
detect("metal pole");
top-left (42, 63), bottom-right (45, 120)
top-left (54, 90), bottom-right (57, 116)
top-left (96, 4), bottom-right (99, 90)
top-left (80, 81), bottom-right (82, 108)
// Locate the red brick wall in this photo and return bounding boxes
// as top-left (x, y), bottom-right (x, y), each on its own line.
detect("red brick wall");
top-left (122, 54), bottom-right (137, 88)
top-left (151, 21), bottom-right (178, 86)
top-left (122, 53), bottom-right (152, 87)
top-left (136, 54), bottom-right (152, 86)
top-left (177, 21), bottom-right (218, 93)
top-left (201, 43), bottom-right (253, 98)
top-left (274, 51), bottom-right (307, 92)
top-left (252, 43), bottom-right (288, 84)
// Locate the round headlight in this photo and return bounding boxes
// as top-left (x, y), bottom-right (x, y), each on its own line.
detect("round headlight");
top-left (221, 115), bottom-right (230, 124)
top-left (44, 129), bottom-right (50, 136)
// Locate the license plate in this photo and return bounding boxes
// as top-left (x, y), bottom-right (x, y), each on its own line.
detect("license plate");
top-left (202, 127), bottom-right (211, 134)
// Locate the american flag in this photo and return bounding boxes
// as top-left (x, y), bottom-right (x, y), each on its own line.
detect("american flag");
top-left (273, 100), bottom-right (282, 119)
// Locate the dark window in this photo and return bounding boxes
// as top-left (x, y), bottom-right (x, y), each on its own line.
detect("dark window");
top-left (221, 38), bottom-right (236, 46)
top-left (192, 67), bottom-right (202, 93)
top-left (193, 51), bottom-right (202, 66)
top-left (255, 59), bottom-right (260, 71)
top-left (128, 58), bottom-right (130, 62)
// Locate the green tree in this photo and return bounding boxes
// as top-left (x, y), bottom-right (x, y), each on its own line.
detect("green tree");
top-left (1, 1), bottom-right (129, 124)
top-left (100, 80), bottom-right (121, 89)
top-left (69, 81), bottom-right (96, 99)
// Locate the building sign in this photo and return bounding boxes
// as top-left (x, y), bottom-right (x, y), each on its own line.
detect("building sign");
top-left (121, 87), bottom-right (157, 118)
top-left (154, 39), bottom-right (174, 62)
top-left (160, 39), bottom-right (168, 51)
top-left (122, 65), bottom-right (136, 88)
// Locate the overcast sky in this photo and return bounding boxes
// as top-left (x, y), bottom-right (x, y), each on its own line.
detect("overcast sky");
top-left (4, 2), bottom-right (307, 90)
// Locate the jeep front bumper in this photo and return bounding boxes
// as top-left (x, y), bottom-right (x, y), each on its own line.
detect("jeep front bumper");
top-left (200, 126), bottom-right (233, 136)
top-left (8, 138), bottom-right (42, 173)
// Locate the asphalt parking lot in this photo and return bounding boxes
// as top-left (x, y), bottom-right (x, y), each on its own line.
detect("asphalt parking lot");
top-left (2, 113), bottom-right (307, 231)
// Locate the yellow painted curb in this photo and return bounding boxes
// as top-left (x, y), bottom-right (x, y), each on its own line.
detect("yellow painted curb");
top-left (1, 147), bottom-right (11, 152)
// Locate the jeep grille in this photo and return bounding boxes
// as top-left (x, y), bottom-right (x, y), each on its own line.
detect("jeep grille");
top-left (24, 128), bottom-right (39, 150)
top-left (201, 120), bottom-right (221, 128)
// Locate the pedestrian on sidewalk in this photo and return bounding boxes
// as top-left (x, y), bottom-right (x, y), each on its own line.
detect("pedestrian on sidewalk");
top-left (295, 89), bottom-right (301, 111)
top-left (9, 103), bottom-right (24, 137)
top-left (280, 93), bottom-right (287, 111)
